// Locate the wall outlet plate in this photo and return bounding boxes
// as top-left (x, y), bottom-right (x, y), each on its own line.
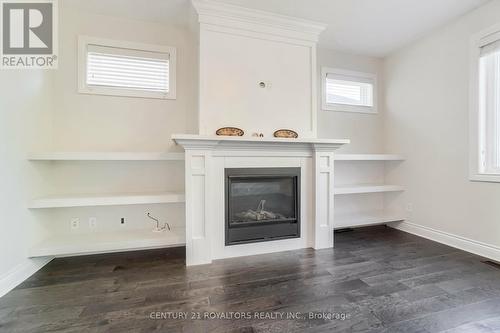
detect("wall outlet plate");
top-left (406, 203), bottom-right (413, 213)
top-left (89, 217), bottom-right (97, 229)
top-left (70, 218), bottom-right (80, 230)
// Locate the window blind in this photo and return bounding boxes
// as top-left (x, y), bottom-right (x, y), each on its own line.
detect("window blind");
top-left (325, 73), bottom-right (374, 107)
top-left (86, 44), bottom-right (169, 93)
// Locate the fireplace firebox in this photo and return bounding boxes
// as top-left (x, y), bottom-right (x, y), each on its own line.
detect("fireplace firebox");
top-left (225, 168), bottom-right (300, 245)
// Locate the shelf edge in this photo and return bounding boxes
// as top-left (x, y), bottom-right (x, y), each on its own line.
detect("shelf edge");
top-left (28, 152), bottom-right (185, 161)
top-left (28, 192), bottom-right (186, 209)
top-left (334, 185), bottom-right (405, 195)
top-left (334, 154), bottom-right (405, 161)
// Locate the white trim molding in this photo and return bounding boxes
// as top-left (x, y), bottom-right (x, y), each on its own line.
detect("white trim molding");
top-left (0, 257), bottom-right (53, 298)
top-left (191, 0), bottom-right (327, 43)
top-left (390, 221), bottom-right (500, 262)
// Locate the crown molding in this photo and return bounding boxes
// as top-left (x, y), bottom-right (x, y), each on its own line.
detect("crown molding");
top-left (191, 0), bottom-right (327, 43)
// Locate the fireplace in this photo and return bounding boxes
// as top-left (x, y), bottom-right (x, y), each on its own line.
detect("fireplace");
top-left (225, 168), bottom-right (300, 245)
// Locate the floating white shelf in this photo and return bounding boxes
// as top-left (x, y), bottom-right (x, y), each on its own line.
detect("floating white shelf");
top-left (334, 184), bottom-right (405, 195)
top-left (28, 152), bottom-right (185, 161)
top-left (29, 227), bottom-right (186, 257)
top-left (334, 154), bottom-right (405, 161)
top-left (29, 192), bottom-right (185, 209)
top-left (335, 211), bottom-right (405, 229)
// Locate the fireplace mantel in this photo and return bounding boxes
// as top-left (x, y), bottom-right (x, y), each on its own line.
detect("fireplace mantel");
top-left (172, 134), bottom-right (349, 266)
top-left (172, 134), bottom-right (350, 153)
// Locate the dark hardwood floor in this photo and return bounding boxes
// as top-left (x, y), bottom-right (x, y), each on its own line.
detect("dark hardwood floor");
top-left (1, 226), bottom-right (500, 333)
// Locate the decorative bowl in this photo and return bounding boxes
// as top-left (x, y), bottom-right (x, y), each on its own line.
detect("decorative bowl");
top-left (273, 129), bottom-right (298, 138)
top-left (216, 127), bottom-right (244, 136)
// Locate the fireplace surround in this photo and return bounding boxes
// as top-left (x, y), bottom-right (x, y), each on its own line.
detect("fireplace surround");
top-left (225, 168), bottom-right (301, 245)
top-left (172, 134), bottom-right (349, 265)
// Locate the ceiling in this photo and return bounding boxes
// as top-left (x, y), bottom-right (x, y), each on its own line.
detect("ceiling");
top-left (62, 0), bottom-right (191, 27)
top-left (64, 0), bottom-right (490, 57)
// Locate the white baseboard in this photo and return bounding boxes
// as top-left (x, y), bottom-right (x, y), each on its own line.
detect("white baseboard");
top-left (0, 257), bottom-right (53, 298)
top-left (390, 221), bottom-right (500, 262)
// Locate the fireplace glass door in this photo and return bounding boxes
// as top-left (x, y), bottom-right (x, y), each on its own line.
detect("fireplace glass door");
top-left (225, 168), bottom-right (300, 245)
top-left (229, 177), bottom-right (296, 225)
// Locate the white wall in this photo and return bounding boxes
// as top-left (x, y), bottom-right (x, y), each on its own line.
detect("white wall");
top-left (317, 48), bottom-right (385, 153)
top-left (0, 70), bottom-right (54, 296)
top-left (384, 0), bottom-right (500, 248)
top-left (54, 5), bottom-right (197, 151)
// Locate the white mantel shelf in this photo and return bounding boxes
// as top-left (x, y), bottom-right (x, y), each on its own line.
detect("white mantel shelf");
top-left (172, 134), bottom-right (350, 154)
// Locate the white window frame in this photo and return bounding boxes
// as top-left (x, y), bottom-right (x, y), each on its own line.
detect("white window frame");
top-left (78, 36), bottom-right (176, 99)
top-left (321, 67), bottom-right (378, 114)
top-left (469, 23), bottom-right (500, 182)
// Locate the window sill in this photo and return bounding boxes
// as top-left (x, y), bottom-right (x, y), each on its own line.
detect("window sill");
top-left (322, 103), bottom-right (377, 114)
top-left (78, 87), bottom-right (176, 100)
top-left (469, 174), bottom-right (500, 183)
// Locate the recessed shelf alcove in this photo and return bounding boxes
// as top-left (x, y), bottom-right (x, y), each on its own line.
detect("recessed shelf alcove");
top-left (334, 154), bottom-right (406, 229)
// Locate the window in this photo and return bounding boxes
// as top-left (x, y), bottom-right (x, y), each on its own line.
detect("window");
top-left (78, 36), bottom-right (176, 99)
top-left (470, 24), bottom-right (500, 182)
top-left (321, 68), bottom-right (377, 114)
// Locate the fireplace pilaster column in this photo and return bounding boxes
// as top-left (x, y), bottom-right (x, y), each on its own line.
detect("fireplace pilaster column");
top-left (183, 142), bottom-right (218, 266)
top-left (312, 147), bottom-right (336, 249)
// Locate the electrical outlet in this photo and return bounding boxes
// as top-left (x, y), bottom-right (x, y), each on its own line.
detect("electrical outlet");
top-left (406, 203), bottom-right (414, 213)
top-left (89, 217), bottom-right (97, 229)
top-left (120, 217), bottom-right (125, 226)
top-left (70, 218), bottom-right (80, 230)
